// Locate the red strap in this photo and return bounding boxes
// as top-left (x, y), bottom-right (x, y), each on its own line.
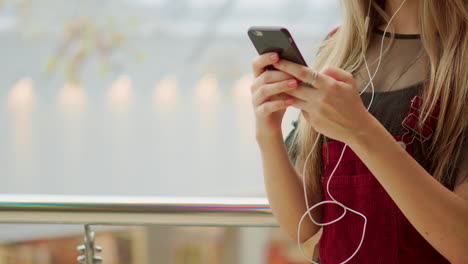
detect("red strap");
top-left (402, 96), bottom-right (440, 142)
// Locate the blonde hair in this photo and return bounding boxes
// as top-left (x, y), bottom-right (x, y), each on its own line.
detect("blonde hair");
top-left (290, 0), bottom-right (468, 196)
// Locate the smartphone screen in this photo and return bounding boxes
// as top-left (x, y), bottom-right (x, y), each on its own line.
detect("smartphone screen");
top-left (248, 26), bottom-right (308, 69)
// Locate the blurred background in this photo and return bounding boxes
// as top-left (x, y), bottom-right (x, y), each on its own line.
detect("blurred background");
top-left (0, 0), bottom-right (340, 263)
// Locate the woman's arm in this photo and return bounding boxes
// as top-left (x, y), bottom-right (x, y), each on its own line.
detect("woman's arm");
top-left (270, 59), bottom-right (468, 263)
top-left (348, 117), bottom-right (468, 264)
top-left (250, 52), bottom-right (322, 243)
top-left (258, 132), bottom-right (322, 243)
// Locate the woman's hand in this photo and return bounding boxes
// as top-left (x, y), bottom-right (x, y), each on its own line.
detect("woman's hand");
top-left (272, 59), bottom-right (375, 144)
top-left (250, 53), bottom-right (298, 140)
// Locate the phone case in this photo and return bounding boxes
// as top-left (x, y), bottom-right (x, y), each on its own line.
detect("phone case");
top-left (247, 26), bottom-right (308, 69)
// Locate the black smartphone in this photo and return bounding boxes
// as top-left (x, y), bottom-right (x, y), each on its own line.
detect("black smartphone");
top-left (247, 26), bottom-right (308, 71)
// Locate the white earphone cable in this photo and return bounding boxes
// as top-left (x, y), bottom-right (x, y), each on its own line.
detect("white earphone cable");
top-left (296, 1), bottom-right (407, 263)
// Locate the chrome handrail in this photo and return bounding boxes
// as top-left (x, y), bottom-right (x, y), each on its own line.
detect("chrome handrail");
top-left (0, 194), bottom-right (277, 227)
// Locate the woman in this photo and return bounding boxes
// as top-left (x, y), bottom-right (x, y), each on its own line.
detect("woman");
top-left (250, 0), bottom-right (467, 263)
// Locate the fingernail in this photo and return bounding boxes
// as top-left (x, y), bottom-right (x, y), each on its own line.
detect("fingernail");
top-left (288, 80), bottom-right (297, 88)
top-left (270, 53), bottom-right (278, 61)
top-left (285, 98), bottom-right (294, 106)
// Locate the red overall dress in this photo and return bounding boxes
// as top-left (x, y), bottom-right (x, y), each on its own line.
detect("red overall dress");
top-left (318, 96), bottom-right (449, 263)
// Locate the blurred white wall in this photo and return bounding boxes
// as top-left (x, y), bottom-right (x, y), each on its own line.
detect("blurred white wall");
top-left (0, 0), bottom-right (340, 242)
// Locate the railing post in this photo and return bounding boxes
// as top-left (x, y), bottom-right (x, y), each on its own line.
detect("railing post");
top-left (77, 224), bottom-right (103, 264)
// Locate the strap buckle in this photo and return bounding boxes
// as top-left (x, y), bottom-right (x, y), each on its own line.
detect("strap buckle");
top-left (401, 96), bottom-right (439, 144)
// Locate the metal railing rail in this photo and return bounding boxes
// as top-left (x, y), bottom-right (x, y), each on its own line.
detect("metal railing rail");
top-left (0, 194), bottom-right (277, 263)
top-left (0, 194), bottom-right (277, 227)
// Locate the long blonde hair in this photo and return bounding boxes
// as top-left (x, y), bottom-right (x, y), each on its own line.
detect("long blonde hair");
top-left (290, 0), bottom-right (467, 195)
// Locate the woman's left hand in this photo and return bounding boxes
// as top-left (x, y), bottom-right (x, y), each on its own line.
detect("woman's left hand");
top-left (273, 59), bottom-right (376, 144)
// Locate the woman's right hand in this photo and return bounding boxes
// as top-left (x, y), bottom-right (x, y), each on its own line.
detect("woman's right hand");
top-left (251, 52), bottom-right (298, 139)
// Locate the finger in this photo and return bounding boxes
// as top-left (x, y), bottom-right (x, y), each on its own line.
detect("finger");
top-left (321, 66), bottom-right (356, 87)
top-left (252, 79), bottom-right (298, 106)
top-left (285, 83), bottom-right (320, 102)
top-left (259, 70), bottom-right (295, 85)
top-left (289, 97), bottom-right (308, 110)
top-left (273, 59), bottom-right (335, 89)
top-left (270, 93), bottom-right (292, 101)
top-left (252, 52), bottom-right (280, 77)
top-left (256, 98), bottom-right (293, 117)
top-left (250, 70), bottom-right (294, 96)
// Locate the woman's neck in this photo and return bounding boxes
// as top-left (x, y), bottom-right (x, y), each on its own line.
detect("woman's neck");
top-left (378, 0), bottom-right (420, 35)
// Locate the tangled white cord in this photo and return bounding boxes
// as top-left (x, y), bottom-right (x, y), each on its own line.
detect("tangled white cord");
top-left (296, 1), bottom-right (407, 263)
